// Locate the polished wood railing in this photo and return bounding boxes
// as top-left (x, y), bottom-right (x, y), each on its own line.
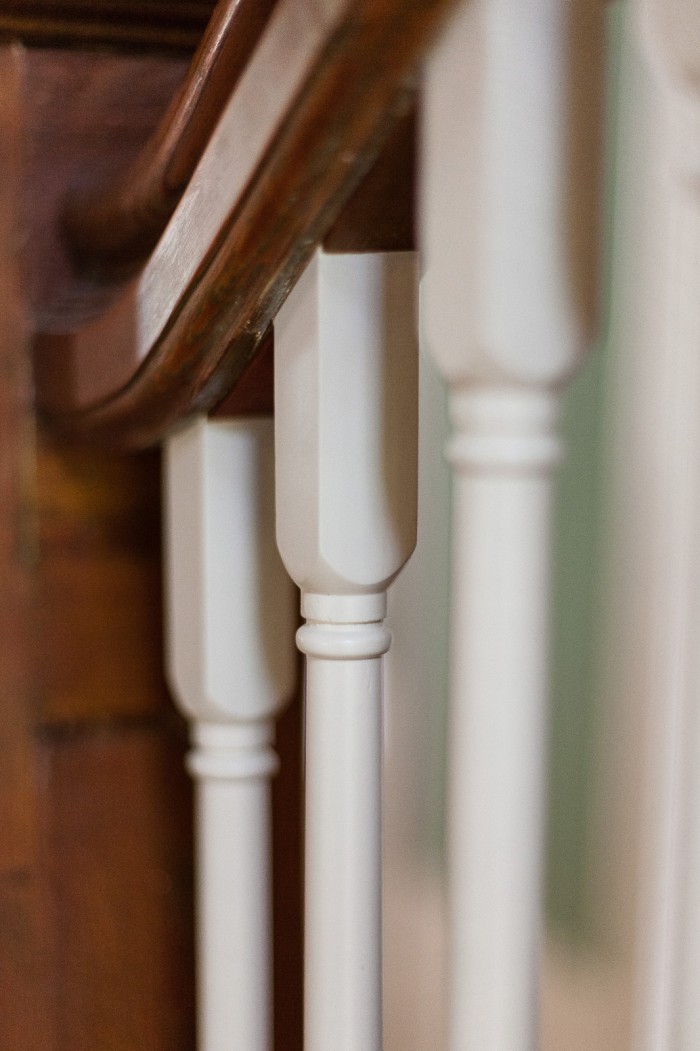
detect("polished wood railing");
top-left (34, 0), bottom-right (453, 447)
top-left (61, 0), bottom-right (279, 280)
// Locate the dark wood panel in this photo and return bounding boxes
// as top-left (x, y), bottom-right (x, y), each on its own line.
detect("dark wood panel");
top-left (22, 50), bottom-right (188, 329)
top-left (0, 46), bottom-right (53, 1049)
top-left (62, 0), bottom-right (279, 280)
top-left (0, 875), bottom-right (53, 1051)
top-left (323, 107), bottom-right (415, 254)
top-left (44, 723), bottom-right (196, 1051)
top-left (0, 0), bottom-right (217, 53)
top-left (36, 429), bottom-right (171, 724)
top-left (42, 705), bottom-right (304, 1051)
top-left (272, 693), bottom-right (303, 1051)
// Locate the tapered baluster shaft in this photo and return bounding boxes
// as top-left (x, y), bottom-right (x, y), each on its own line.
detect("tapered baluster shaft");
top-left (446, 387), bottom-right (560, 1048)
top-left (188, 722), bottom-right (278, 1051)
top-left (164, 418), bottom-right (297, 1051)
top-left (628, 4), bottom-right (700, 1046)
top-left (274, 249), bottom-right (418, 1051)
top-left (300, 610), bottom-right (389, 1049)
top-left (421, 0), bottom-right (601, 1046)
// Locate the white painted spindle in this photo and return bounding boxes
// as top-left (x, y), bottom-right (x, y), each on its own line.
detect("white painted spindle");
top-left (421, 1), bottom-right (598, 1047)
top-left (164, 417), bottom-right (297, 1051)
top-left (628, 3), bottom-right (700, 1049)
top-left (274, 249), bottom-right (418, 1051)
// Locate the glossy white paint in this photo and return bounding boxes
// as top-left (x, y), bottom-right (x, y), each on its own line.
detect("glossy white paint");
top-left (274, 249), bottom-right (418, 1051)
top-left (421, 1), bottom-right (595, 1047)
top-left (164, 417), bottom-right (297, 1051)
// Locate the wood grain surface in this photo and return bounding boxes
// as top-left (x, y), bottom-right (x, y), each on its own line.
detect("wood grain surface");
top-left (62, 0), bottom-right (279, 280)
top-left (0, 48), bottom-right (53, 1050)
top-left (44, 723), bottom-right (196, 1051)
top-left (22, 50), bottom-right (188, 330)
top-left (36, 432), bottom-right (170, 725)
top-left (35, 0), bottom-right (457, 448)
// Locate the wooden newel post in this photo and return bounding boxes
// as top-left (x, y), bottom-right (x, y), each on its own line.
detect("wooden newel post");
top-left (421, 0), bottom-right (600, 1047)
top-left (274, 249), bottom-right (418, 1051)
top-left (164, 417), bottom-right (297, 1051)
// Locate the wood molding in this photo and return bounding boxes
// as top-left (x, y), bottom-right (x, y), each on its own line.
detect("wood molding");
top-left (61, 0), bottom-right (279, 279)
top-left (34, 0), bottom-right (456, 448)
top-left (22, 49), bottom-right (189, 330)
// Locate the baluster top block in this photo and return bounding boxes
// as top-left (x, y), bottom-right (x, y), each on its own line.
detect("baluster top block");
top-left (165, 417), bottom-right (297, 723)
top-left (421, 0), bottom-right (603, 388)
top-left (275, 251), bottom-right (418, 608)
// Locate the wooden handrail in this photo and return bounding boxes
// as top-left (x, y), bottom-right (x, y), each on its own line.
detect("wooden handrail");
top-left (35, 0), bottom-right (454, 449)
top-left (61, 0), bottom-right (279, 280)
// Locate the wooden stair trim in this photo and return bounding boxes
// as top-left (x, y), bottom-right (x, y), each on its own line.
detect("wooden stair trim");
top-left (60, 0), bottom-right (279, 280)
top-left (34, 0), bottom-right (455, 448)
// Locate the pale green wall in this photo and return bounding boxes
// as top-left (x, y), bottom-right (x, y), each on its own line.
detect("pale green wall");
top-left (545, 1), bottom-right (626, 944)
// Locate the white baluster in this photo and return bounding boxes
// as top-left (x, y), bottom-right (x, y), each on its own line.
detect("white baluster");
top-left (628, 4), bottom-right (700, 1049)
top-left (274, 249), bottom-right (418, 1051)
top-left (163, 417), bottom-right (297, 1051)
top-left (421, 1), bottom-right (598, 1047)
